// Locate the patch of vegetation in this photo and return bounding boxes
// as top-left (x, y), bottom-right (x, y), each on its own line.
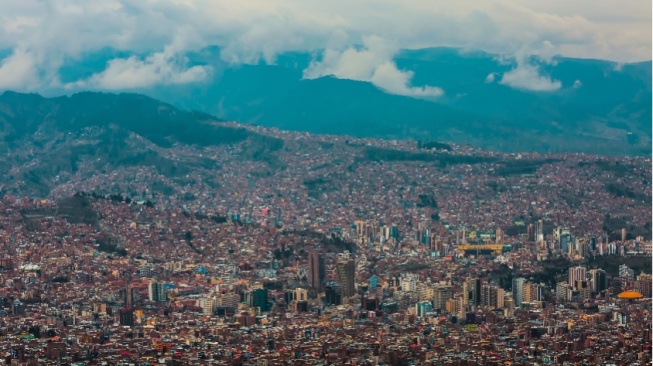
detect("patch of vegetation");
top-left (527, 257), bottom-right (572, 288)
top-left (398, 262), bottom-right (430, 272)
top-left (577, 160), bottom-right (630, 178)
top-left (364, 147), bottom-right (437, 162)
top-left (493, 159), bottom-right (561, 177)
top-left (363, 147), bottom-right (495, 166)
top-left (151, 181), bottom-right (176, 195)
top-left (303, 177), bottom-right (336, 199)
top-left (602, 214), bottom-right (652, 239)
top-left (56, 196), bottom-right (100, 225)
top-left (605, 182), bottom-right (650, 202)
top-left (485, 181), bottom-right (508, 193)
top-left (240, 134), bottom-right (284, 164)
top-left (417, 194), bottom-right (438, 208)
top-left (182, 230), bottom-right (202, 254)
top-left (310, 162), bottom-right (334, 171)
top-left (586, 255), bottom-right (652, 276)
top-left (281, 230), bottom-right (358, 253)
top-left (96, 236), bottom-right (127, 256)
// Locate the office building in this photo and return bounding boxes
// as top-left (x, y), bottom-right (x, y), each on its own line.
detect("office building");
top-left (119, 307), bottom-right (134, 327)
top-left (325, 282), bottom-right (343, 306)
top-left (621, 228), bottom-right (627, 242)
top-left (122, 285), bottom-right (134, 308)
top-left (308, 249), bottom-right (325, 293)
top-left (523, 283), bottom-right (542, 303)
top-left (148, 281), bottom-right (167, 302)
top-left (481, 284), bottom-right (505, 309)
top-left (556, 282), bottom-right (569, 302)
top-left (568, 266), bottom-right (587, 290)
top-left (246, 288), bottom-right (270, 312)
top-left (589, 268), bottom-right (608, 294)
top-left (634, 273), bottom-right (652, 298)
top-left (416, 301), bottom-right (433, 317)
top-left (512, 277), bottom-right (526, 307)
top-left (463, 277), bottom-right (481, 308)
top-left (619, 264), bottom-right (634, 281)
top-left (336, 257), bottom-right (356, 298)
top-left (575, 280), bottom-right (591, 299)
top-left (434, 284), bottom-right (453, 310)
top-left (11, 300), bottom-right (24, 315)
top-left (536, 220), bottom-right (544, 242)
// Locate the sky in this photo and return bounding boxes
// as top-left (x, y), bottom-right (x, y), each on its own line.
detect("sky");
top-left (0, 0), bottom-right (650, 95)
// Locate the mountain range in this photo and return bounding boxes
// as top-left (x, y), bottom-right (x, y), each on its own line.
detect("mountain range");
top-left (50, 46), bottom-right (651, 156)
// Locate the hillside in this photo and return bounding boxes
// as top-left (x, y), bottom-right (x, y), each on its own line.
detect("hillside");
top-left (0, 91), bottom-right (283, 197)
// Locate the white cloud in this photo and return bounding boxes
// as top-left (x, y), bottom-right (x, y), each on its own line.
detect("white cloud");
top-left (485, 72), bottom-right (497, 83)
top-left (573, 79), bottom-right (582, 89)
top-left (68, 32), bottom-right (211, 90)
top-left (499, 59), bottom-right (562, 91)
top-left (371, 62), bottom-right (443, 97)
top-left (0, 48), bottom-right (40, 90)
top-left (0, 0), bottom-right (649, 92)
top-left (303, 36), bottom-right (443, 98)
top-left (68, 49), bottom-right (210, 90)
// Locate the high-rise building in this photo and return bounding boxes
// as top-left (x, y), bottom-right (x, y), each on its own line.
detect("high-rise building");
top-left (336, 257), bottom-right (356, 298)
top-left (481, 284), bottom-right (505, 309)
top-left (589, 237), bottom-right (597, 252)
top-left (199, 298), bottom-right (215, 315)
top-left (119, 307), bottom-right (134, 327)
top-left (148, 281), bottom-right (167, 302)
top-left (589, 268), bottom-right (608, 294)
top-left (122, 285), bottom-right (134, 308)
top-left (355, 220), bottom-right (366, 238)
top-left (619, 264), bottom-right (635, 280)
top-left (512, 278), bottom-right (526, 307)
top-left (445, 297), bottom-right (462, 315)
top-left (536, 220), bottom-right (544, 242)
top-left (463, 277), bottom-right (481, 308)
top-left (527, 224), bottom-right (535, 242)
top-left (553, 227), bottom-right (561, 243)
top-left (621, 228), bottom-right (627, 242)
top-left (495, 228), bottom-right (504, 244)
top-left (560, 234), bottom-right (570, 254)
top-left (369, 275), bottom-right (379, 290)
top-left (416, 301), bottom-right (433, 317)
top-left (575, 280), bottom-right (591, 299)
top-left (568, 266), bottom-right (587, 290)
top-left (325, 282), bottom-right (343, 306)
top-left (246, 288), bottom-right (270, 312)
top-left (308, 249), bottom-right (325, 293)
top-left (434, 284), bottom-right (453, 310)
top-left (634, 273), bottom-right (652, 298)
top-left (11, 300), bottom-right (24, 315)
top-left (523, 283), bottom-right (542, 303)
top-left (556, 282), bottom-right (569, 302)
top-left (401, 274), bottom-right (418, 292)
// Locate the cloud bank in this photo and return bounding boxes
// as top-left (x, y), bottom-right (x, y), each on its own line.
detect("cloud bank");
top-left (0, 0), bottom-right (649, 93)
top-left (303, 36), bottom-right (443, 98)
top-left (499, 59), bottom-right (562, 91)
